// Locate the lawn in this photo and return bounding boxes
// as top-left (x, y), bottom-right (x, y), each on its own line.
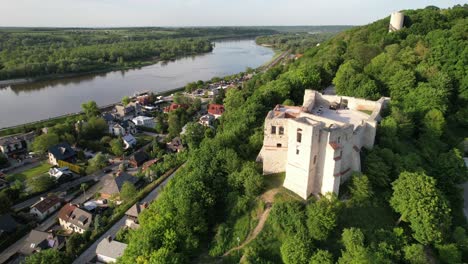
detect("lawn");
top-left (264, 172), bottom-right (285, 190)
top-left (8, 162), bottom-right (51, 182)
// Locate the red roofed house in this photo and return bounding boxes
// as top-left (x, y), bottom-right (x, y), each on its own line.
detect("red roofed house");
top-left (207, 104), bottom-right (225, 118)
top-left (141, 159), bottom-right (160, 172)
top-left (163, 103), bottom-right (188, 113)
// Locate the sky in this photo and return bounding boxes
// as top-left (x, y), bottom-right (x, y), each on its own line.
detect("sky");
top-left (0, 0), bottom-right (464, 27)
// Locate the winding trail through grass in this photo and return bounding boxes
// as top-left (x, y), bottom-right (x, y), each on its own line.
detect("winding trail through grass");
top-left (222, 188), bottom-right (279, 257)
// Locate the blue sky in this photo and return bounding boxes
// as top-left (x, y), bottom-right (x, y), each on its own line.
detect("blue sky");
top-left (0, 0), bottom-right (464, 27)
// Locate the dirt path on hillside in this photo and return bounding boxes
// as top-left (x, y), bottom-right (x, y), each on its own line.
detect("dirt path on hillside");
top-left (222, 188), bottom-right (279, 257)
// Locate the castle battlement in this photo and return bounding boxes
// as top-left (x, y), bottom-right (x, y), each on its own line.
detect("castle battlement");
top-left (257, 90), bottom-right (389, 199)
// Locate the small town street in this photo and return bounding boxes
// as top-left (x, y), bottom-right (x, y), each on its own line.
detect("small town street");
top-left (72, 168), bottom-right (179, 264)
top-left (0, 167), bottom-right (116, 264)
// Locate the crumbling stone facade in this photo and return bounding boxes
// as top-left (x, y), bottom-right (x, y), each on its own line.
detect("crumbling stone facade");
top-left (257, 90), bottom-right (389, 199)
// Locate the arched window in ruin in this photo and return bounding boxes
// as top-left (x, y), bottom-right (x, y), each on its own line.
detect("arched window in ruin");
top-left (279, 126), bottom-right (284, 135)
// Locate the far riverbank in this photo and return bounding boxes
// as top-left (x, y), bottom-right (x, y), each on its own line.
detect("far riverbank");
top-left (0, 39), bottom-right (274, 129)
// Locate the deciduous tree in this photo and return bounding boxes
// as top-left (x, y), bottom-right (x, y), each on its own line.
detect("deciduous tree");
top-left (390, 172), bottom-right (451, 245)
top-left (120, 182), bottom-right (137, 201)
top-left (81, 101), bottom-right (100, 119)
top-left (32, 133), bottom-right (59, 154)
top-left (306, 194), bottom-right (340, 241)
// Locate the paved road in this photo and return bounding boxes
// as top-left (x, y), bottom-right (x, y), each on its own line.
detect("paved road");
top-left (0, 173), bottom-right (112, 264)
top-left (72, 169), bottom-right (178, 264)
top-left (263, 50), bottom-right (290, 71)
top-left (12, 164), bottom-right (118, 211)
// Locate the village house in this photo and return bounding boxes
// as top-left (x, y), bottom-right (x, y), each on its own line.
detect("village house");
top-left (96, 236), bottom-right (128, 263)
top-left (30, 195), bottom-right (62, 221)
top-left (166, 137), bottom-right (184, 153)
top-left (122, 134), bottom-right (137, 150)
top-left (48, 142), bottom-right (76, 166)
top-left (207, 104), bottom-right (225, 118)
top-left (141, 158), bottom-right (160, 172)
top-left (48, 167), bottom-right (72, 181)
top-left (115, 102), bottom-right (141, 120)
top-left (102, 112), bottom-right (117, 124)
top-left (0, 132), bottom-right (35, 158)
top-left (131, 116), bottom-right (155, 128)
top-left (257, 90), bottom-right (389, 199)
top-left (58, 204), bottom-right (93, 234)
top-left (163, 103), bottom-right (189, 113)
top-left (129, 151), bottom-right (149, 168)
top-left (109, 120), bottom-right (137, 137)
top-left (199, 114), bottom-right (215, 127)
top-left (100, 171), bottom-right (139, 200)
top-left (137, 94), bottom-right (152, 105)
top-left (125, 202), bottom-right (148, 229)
top-left (20, 230), bottom-right (65, 256)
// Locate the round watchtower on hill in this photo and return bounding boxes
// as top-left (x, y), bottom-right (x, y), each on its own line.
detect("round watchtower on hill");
top-left (389, 12), bottom-right (404, 32)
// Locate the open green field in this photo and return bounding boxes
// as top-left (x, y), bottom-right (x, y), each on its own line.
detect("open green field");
top-left (8, 161), bottom-right (51, 182)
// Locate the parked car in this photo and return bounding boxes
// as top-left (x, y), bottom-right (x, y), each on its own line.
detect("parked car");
top-left (103, 168), bottom-right (112, 173)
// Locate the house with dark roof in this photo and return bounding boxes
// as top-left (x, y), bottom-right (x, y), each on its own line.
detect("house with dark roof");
top-left (48, 142), bottom-right (76, 166)
top-left (0, 214), bottom-right (19, 235)
top-left (100, 171), bottom-right (139, 200)
top-left (102, 112), bottom-right (116, 124)
top-left (96, 236), bottom-right (127, 263)
top-left (19, 230), bottom-right (65, 256)
top-left (109, 120), bottom-right (137, 137)
top-left (129, 151), bottom-right (149, 168)
top-left (30, 195), bottom-right (62, 221)
top-left (166, 137), bottom-right (184, 153)
top-left (58, 204), bottom-right (93, 234)
top-left (122, 134), bottom-right (137, 150)
top-left (125, 203), bottom-right (148, 229)
top-left (207, 104), bottom-right (225, 118)
top-left (0, 132), bottom-right (35, 158)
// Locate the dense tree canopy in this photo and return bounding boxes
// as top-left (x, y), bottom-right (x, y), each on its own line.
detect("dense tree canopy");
top-left (390, 171), bottom-right (451, 245)
top-left (0, 27), bottom-right (277, 80)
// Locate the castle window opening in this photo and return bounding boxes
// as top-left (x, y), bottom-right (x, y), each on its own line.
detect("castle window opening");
top-left (279, 126), bottom-right (284, 135)
top-left (297, 128), bottom-right (302, 143)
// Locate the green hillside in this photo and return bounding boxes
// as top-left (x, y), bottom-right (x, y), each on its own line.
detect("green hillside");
top-left (119, 5), bottom-right (468, 264)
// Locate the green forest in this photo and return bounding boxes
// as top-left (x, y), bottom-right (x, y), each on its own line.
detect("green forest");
top-left (256, 32), bottom-right (338, 54)
top-left (0, 27), bottom-right (275, 80)
top-left (116, 5), bottom-right (468, 264)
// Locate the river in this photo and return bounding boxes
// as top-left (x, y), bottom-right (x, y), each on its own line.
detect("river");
top-left (0, 39), bottom-right (274, 129)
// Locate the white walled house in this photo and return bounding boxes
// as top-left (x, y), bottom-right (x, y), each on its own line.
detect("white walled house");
top-left (109, 120), bottom-right (137, 137)
top-left (257, 90), bottom-right (389, 199)
top-left (30, 195), bottom-right (62, 221)
top-left (131, 116), bottom-right (155, 128)
top-left (58, 204), bottom-right (93, 234)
